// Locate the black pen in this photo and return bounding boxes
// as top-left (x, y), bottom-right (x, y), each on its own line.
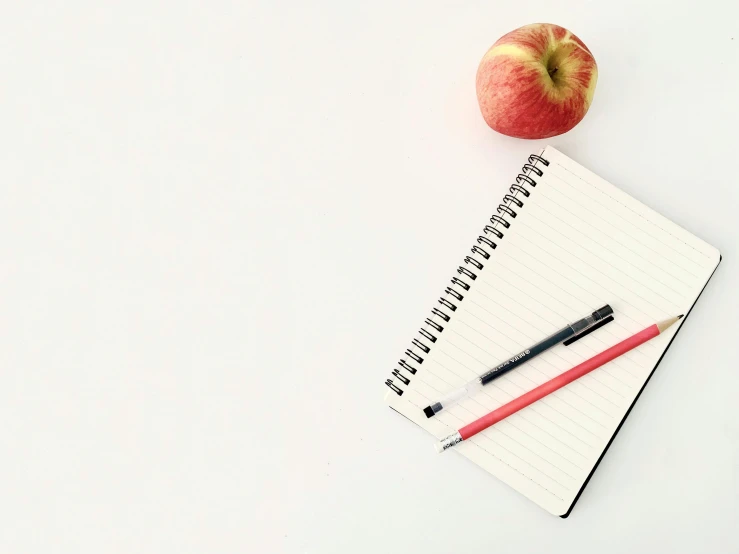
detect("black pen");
top-left (422, 304), bottom-right (613, 418)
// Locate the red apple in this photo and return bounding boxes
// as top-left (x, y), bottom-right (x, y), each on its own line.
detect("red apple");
top-left (476, 23), bottom-right (597, 139)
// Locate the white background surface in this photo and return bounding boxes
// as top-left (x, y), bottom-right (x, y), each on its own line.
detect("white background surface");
top-left (1, 1), bottom-right (737, 553)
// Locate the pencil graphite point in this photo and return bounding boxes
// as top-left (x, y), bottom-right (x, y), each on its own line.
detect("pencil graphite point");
top-left (657, 315), bottom-right (683, 333)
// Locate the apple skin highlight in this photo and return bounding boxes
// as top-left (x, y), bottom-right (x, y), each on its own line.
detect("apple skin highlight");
top-left (476, 23), bottom-right (598, 139)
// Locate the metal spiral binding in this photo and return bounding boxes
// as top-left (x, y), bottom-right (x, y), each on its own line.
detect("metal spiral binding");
top-left (385, 153), bottom-right (550, 396)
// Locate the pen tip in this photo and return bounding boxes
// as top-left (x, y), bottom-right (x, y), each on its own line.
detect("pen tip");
top-left (678, 314), bottom-right (684, 319)
top-left (423, 406), bottom-right (435, 418)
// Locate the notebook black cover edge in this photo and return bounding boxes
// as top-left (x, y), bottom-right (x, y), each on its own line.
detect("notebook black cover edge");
top-left (560, 253), bottom-right (722, 518)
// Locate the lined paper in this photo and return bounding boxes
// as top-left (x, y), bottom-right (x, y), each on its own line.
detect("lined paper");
top-left (386, 146), bottom-right (720, 516)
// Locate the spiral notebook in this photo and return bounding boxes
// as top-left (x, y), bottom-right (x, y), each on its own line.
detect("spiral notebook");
top-left (384, 146), bottom-right (721, 517)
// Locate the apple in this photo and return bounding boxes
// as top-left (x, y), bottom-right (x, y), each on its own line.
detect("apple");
top-left (476, 23), bottom-right (597, 139)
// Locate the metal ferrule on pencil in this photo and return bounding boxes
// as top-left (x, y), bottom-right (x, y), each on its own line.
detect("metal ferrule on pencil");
top-left (434, 314), bottom-right (683, 453)
top-left (434, 432), bottom-right (463, 453)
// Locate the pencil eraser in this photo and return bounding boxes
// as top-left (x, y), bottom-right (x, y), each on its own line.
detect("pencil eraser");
top-left (423, 406), bottom-right (435, 418)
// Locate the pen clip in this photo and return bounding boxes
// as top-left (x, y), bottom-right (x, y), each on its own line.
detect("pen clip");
top-left (563, 315), bottom-right (614, 346)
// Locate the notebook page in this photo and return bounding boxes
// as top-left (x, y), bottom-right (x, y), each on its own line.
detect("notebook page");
top-left (386, 146), bottom-right (720, 516)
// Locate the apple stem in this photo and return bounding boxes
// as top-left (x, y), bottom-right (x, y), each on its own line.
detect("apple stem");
top-left (548, 67), bottom-right (558, 77)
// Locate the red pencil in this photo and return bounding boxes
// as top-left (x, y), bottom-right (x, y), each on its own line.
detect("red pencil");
top-left (435, 315), bottom-right (683, 453)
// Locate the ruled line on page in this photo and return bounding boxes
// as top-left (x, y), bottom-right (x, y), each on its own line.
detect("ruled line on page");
top-left (459, 303), bottom-right (634, 405)
top-left (524, 201), bottom-right (684, 309)
top-left (464, 274), bottom-right (646, 396)
top-left (442, 336), bottom-right (608, 439)
top-left (454, 316), bottom-right (631, 410)
top-left (421, 362), bottom-right (595, 467)
top-left (474, 261), bottom-right (658, 370)
top-left (549, 162), bottom-right (713, 263)
top-left (386, 146), bottom-right (719, 515)
top-left (537, 188), bottom-right (693, 298)
top-left (439, 387), bottom-right (586, 480)
top-left (403, 380), bottom-right (584, 493)
top-left (468, 280), bottom-right (645, 399)
top-left (401, 388), bottom-right (576, 501)
top-left (539, 174), bottom-right (703, 283)
top-left (520, 207), bottom-right (680, 315)
top-left (431, 349), bottom-right (599, 450)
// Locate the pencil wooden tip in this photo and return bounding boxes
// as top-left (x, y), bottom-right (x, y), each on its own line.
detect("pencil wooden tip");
top-left (657, 316), bottom-right (682, 333)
